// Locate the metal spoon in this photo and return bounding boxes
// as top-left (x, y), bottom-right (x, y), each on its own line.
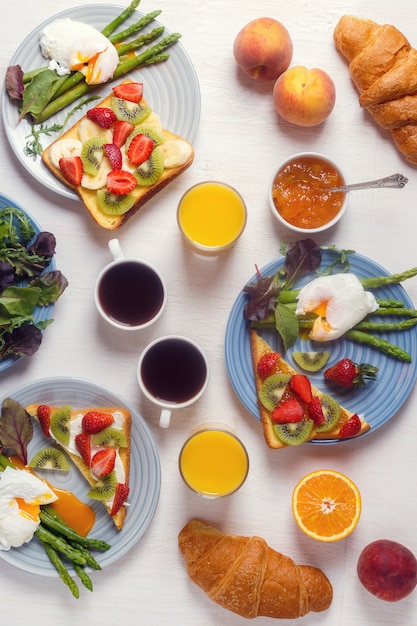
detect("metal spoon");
top-left (329, 173), bottom-right (408, 193)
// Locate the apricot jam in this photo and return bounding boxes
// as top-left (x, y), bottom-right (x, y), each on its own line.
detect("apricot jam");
top-left (272, 155), bottom-right (345, 229)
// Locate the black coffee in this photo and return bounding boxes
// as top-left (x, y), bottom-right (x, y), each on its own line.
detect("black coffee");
top-left (98, 261), bottom-right (164, 326)
top-left (141, 338), bottom-right (207, 403)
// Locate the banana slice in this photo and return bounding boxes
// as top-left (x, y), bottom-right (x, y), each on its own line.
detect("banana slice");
top-left (81, 160), bottom-right (112, 190)
top-left (78, 118), bottom-right (113, 143)
top-left (159, 139), bottom-right (192, 168)
top-left (48, 138), bottom-right (83, 169)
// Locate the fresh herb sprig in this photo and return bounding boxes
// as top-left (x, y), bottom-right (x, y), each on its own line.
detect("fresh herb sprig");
top-left (244, 239), bottom-right (417, 361)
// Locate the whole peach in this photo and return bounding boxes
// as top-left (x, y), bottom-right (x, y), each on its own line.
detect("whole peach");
top-left (233, 17), bottom-right (293, 82)
top-left (357, 540), bottom-right (417, 602)
top-left (273, 66), bottom-right (336, 126)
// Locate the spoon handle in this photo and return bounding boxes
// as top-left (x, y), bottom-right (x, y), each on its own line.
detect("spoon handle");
top-left (330, 173), bottom-right (409, 193)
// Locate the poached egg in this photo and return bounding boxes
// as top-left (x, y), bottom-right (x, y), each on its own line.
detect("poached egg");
top-left (295, 273), bottom-right (379, 341)
top-left (39, 19), bottom-right (119, 85)
top-left (0, 466), bottom-right (57, 550)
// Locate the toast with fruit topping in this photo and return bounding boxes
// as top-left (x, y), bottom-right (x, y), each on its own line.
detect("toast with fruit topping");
top-left (26, 404), bottom-right (131, 530)
top-left (250, 330), bottom-right (370, 449)
top-left (42, 80), bottom-right (194, 230)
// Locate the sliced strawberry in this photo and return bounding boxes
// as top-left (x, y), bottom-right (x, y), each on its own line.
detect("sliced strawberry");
top-left (257, 352), bottom-right (280, 379)
top-left (271, 398), bottom-right (304, 423)
top-left (86, 106), bottom-right (117, 128)
top-left (59, 156), bottom-right (83, 186)
top-left (113, 120), bottom-right (134, 148)
top-left (37, 404), bottom-right (51, 437)
top-left (75, 432), bottom-right (91, 466)
top-left (289, 374), bottom-right (313, 404)
top-left (110, 482), bottom-right (130, 516)
top-left (82, 411), bottom-right (114, 434)
top-left (107, 170), bottom-right (137, 195)
top-left (104, 143), bottom-right (123, 170)
top-left (91, 448), bottom-right (116, 477)
top-left (112, 82), bottom-right (143, 103)
top-left (308, 396), bottom-right (325, 425)
top-left (338, 414), bottom-right (362, 439)
top-left (127, 134), bottom-right (154, 165)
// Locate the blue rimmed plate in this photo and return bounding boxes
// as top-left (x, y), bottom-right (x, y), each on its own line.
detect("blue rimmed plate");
top-left (0, 193), bottom-right (57, 373)
top-left (225, 250), bottom-right (417, 443)
top-left (0, 377), bottom-right (161, 576)
top-left (2, 4), bottom-right (201, 200)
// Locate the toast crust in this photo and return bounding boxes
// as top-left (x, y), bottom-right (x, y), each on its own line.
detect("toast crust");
top-left (26, 404), bottom-right (131, 530)
top-left (249, 330), bottom-right (370, 449)
top-left (42, 83), bottom-right (194, 229)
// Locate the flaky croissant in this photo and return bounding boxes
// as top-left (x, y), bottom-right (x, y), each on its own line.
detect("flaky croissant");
top-left (178, 519), bottom-right (333, 619)
top-left (334, 15), bottom-right (417, 164)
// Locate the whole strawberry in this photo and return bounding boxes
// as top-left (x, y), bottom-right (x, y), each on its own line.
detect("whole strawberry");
top-left (324, 358), bottom-right (378, 389)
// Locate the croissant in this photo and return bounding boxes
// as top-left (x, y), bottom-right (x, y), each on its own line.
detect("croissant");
top-left (334, 15), bottom-right (417, 163)
top-left (178, 519), bottom-right (333, 619)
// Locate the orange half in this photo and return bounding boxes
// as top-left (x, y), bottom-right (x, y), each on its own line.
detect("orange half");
top-left (292, 469), bottom-right (361, 542)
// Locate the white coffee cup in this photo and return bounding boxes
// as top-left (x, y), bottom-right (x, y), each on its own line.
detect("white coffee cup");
top-left (137, 335), bottom-right (209, 428)
top-left (94, 239), bottom-right (167, 330)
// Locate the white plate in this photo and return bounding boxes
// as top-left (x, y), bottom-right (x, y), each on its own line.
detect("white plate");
top-left (2, 4), bottom-right (201, 200)
top-left (0, 377), bottom-right (161, 576)
top-left (0, 193), bottom-right (57, 373)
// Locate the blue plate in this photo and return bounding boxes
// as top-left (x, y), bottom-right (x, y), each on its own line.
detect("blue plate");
top-left (0, 377), bottom-right (161, 576)
top-left (2, 4), bottom-right (201, 200)
top-left (225, 249), bottom-right (417, 443)
top-left (0, 193), bottom-right (57, 373)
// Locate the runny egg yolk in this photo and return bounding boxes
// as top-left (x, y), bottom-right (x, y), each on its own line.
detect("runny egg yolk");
top-left (15, 498), bottom-right (40, 521)
top-left (9, 456), bottom-right (95, 537)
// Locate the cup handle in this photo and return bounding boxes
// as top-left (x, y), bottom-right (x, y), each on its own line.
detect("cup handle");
top-left (108, 238), bottom-right (124, 261)
top-left (159, 409), bottom-right (171, 428)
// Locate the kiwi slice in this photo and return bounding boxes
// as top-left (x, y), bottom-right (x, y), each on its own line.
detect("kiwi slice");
top-left (50, 405), bottom-right (71, 445)
top-left (293, 351), bottom-right (330, 372)
top-left (111, 96), bottom-right (151, 125)
top-left (81, 136), bottom-right (106, 176)
top-left (97, 189), bottom-right (137, 215)
top-left (92, 427), bottom-right (127, 448)
top-left (29, 447), bottom-right (70, 471)
top-left (87, 470), bottom-right (117, 501)
top-left (314, 394), bottom-right (341, 433)
top-left (125, 125), bottom-right (165, 151)
top-left (273, 419), bottom-right (314, 446)
top-left (259, 373), bottom-right (291, 412)
top-left (134, 148), bottom-right (164, 186)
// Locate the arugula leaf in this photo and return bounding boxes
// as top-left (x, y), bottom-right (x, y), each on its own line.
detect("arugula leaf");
top-left (0, 398), bottom-right (33, 464)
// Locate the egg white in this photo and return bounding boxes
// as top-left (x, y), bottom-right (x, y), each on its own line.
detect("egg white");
top-left (39, 19), bottom-right (119, 84)
top-left (295, 273), bottom-right (379, 341)
top-left (0, 466), bottom-right (57, 550)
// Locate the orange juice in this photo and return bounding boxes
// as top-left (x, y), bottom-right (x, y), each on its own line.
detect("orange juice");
top-left (177, 182), bottom-right (247, 250)
top-left (179, 428), bottom-right (249, 497)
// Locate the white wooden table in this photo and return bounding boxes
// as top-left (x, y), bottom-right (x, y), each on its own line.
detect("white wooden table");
top-left (1, 1), bottom-right (417, 624)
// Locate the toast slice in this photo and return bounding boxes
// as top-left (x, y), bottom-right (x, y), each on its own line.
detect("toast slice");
top-left (42, 80), bottom-right (194, 229)
top-left (250, 330), bottom-right (370, 449)
top-left (26, 404), bottom-right (131, 530)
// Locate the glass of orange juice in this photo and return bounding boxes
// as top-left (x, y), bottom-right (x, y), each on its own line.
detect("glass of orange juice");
top-left (179, 425), bottom-right (249, 498)
top-left (177, 181), bottom-right (247, 252)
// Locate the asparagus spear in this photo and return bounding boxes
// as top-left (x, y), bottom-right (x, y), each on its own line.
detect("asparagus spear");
top-left (345, 329), bottom-right (412, 362)
top-left (116, 25), bottom-right (165, 57)
top-left (101, 0), bottom-right (141, 38)
top-left (40, 540), bottom-right (80, 599)
top-left (40, 508), bottom-right (110, 551)
top-left (108, 9), bottom-right (162, 43)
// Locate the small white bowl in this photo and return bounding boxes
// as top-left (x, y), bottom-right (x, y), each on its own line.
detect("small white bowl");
top-left (269, 152), bottom-right (348, 234)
